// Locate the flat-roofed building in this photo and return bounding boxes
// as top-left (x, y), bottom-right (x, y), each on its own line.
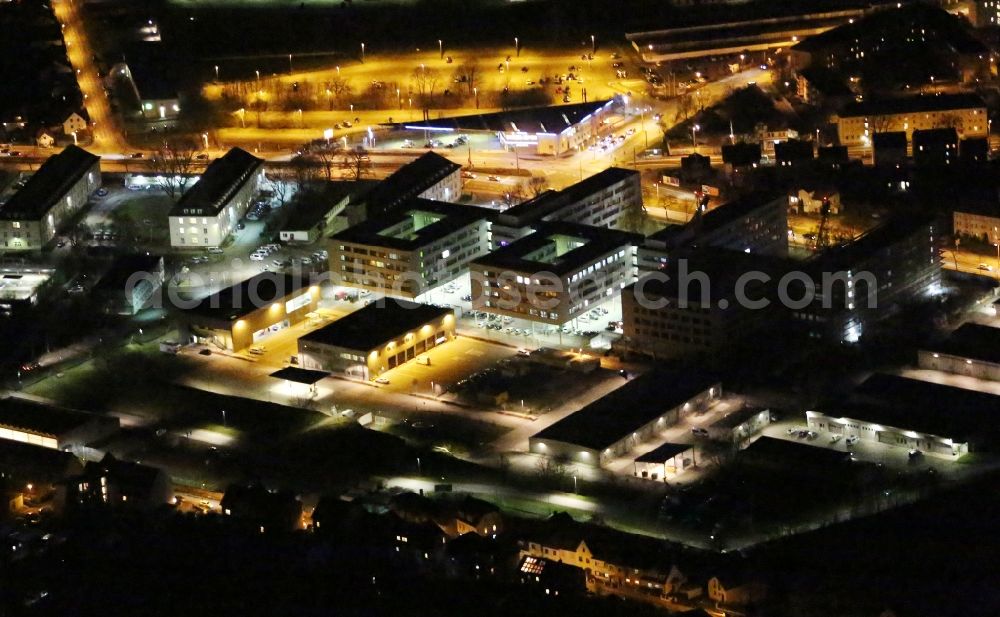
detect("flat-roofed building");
top-left (835, 93), bottom-right (987, 147)
top-left (470, 222), bottom-right (641, 325)
top-left (175, 272), bottom-right (320, 352)
top-left (806, 405), bottom-right (970, 458)
top-left (298, 300), bottom-right (455, 379)
top-left (708, 406), bottom-right (772, 445)
top-left (632, 442), bottom-right (698, 481)
top-left (623, 249), bottom-right (790, 359)
top-left (279, 181), bottom-right (376, 244)
top-left (793, 215), bottom-right (941, 342)
top-left (638, 192), bottom-right (789, 271)
top-left (0, 396), bottom-right (119, 451)
top-left (362, 152), bottom-right (462, 219)
top-left (492, 168), bottom-right (642, 246)
top-left (0, 145), bottom-right (101, 251)
top-left (919, 323), bottom-right (1000, 382)
top-left (952, 203), bottom-right (1000, 243)
top-left (330, 199), bottom-right (493, 298)
top-left (529, 370), bottom-right (721, 466)
top-left (92, 254), bottom-right (165, 315)
top-left (168, 148), bottom-right (265, 248)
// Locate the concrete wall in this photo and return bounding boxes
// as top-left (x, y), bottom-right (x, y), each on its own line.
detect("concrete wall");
top-left (918, 349), bottom-right (1000, 382)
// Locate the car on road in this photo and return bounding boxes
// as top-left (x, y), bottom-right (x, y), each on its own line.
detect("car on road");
top-left (130, 152), bottom-right (144, 159)
top-left (908, 449), bottom-right (923, 459)
top-left (977, 263), bottom-right (993, 272)
top-left (207, 247), bottom-right (224, 255)
top-left (516, 348), bottom-right (531, 357)
top-left (488, 175), bottom-right (499, 182)
top-left (374, 376), bottom-right (390, 384)
top-left (845, 435), bottom-right (860, 446)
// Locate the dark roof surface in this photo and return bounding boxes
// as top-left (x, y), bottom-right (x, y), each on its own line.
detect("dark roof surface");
top-left (812, 400), bottom-right (988, 443)
top-left (698, 192), bottom-right (786, 235)
top-left (473, 221), bottom-right (640, 275)
top-left (269, 367), bottom-right (330, 385)
top-left (0, 146), bottom-right (99, 220)
top-left (807, 214), bottom-right (934, 272)
top-left (839, 93), bottom-right (985, 118)
top-left (533, 370), bottom-right (719, 450)
top-left (634, 442), bottom-right (692, 463)
top-left (177, 272), bottom-right (313, 322)
top-left (332, 198), bottom-right (492, 250)
top-left (364, 152), bottom-right (460, 215)
top-left (853, 373), bottom-right (1000, 418)
top-left (0, 397), bottom-right (100, 436)
top-left (399, 100), bottom-right (613, 135)
top-left (739, 436), bottom-right (852, 467)
top-left (300, 300), bottom-right (452, 351)
top-left (281, 181), bottom-right (376, 231)
top-left (170, 148), bottom-right (263, 216)
top-left (498, 167), bottom-right (638, 226)
top-left (83, 453), bottom-right (164, 495)
top-left (93, 254), bottom-right (163, 292)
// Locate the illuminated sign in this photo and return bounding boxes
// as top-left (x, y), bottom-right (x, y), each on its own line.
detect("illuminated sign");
top-left (285, 291), bottom-right (312, 313)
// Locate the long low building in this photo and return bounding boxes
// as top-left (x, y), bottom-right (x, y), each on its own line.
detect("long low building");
top-left (918, 323), bottom-right (1000, 382)
top-left (834, 92), bottom-right (988, 147)
top-left (0, 145), bottom-right (101, 251)
top-left (0, 396), bottom-right (119, 451)
top-left (529, 370), bottom-right (721, 466)
top-left (175, 272), bottom-right (320, 352)
top-left (297, 300), bottom-right (455, 380)
top-left (806, 404), bottom-right (970, 458)
top-left (168, 147), bottom-right (264, 248)
top-left (633, 442), bottom-right (698, 481)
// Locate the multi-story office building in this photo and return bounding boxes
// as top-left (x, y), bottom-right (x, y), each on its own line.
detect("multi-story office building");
top-left (638, 192), bottom-right (789, 271)
top-left (330, 199), bottom-right (493, 298)
top-left (794, 215), bottom-right (941, 342)
top-left (835, 93), bottom-right (988, 147)
top-left (470, 222), bottom-right (640, 325)
top-left (623, 249), bottom-right (789, 359)
top-left (168, 148), bottom-right (264, 248)
top-left (0, 145), bottom-right (101, 251)
top-left (492, 168), bottom-right (642, 246)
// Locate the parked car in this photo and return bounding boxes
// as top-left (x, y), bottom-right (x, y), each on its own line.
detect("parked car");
top-left (374, 376), bottom-right (390, 384)
top-left (845, 435), bottom-right (860, 446)
top-left (691, 427), bottom-right (709, 437)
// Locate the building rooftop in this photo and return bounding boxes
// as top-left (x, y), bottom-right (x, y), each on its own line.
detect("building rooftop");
top-left (176, 272), bottom-right (313, 322)
top-left (873, 131), bottom-right (907, 148)
top-left (300, 300), bottom-right (452, 351)
top-left (363, 152), bottom-right (461, 216)
top-left (332, 198), bottom-right (492, 251)
top-left (82, 453), bottom-right (164, 498)
top-left (473, 221), bottom-right (640, 276)
top-left (838, 92), bottom-right (986, 119)
top-left (854, 372), bottom-right (1000, 419)
top-left (399, 100), bottom-right (614, 136)
top-left (169, 148), bottom-right (263, 217)
top-left (0, 439), bottom-right (81, 483)
top-left (122, 41), bottom-right (183, 101)
top-left (497, 167), bottom-right (638, 227)
top-left (913, 127), bottom-right (959, 143)
top-left (739, 436), bottom-right (853, 467)
top-left (93, 254), bottom-right (163, 293)
top-left (0, 397), bottom-right (104, 437)
top-left (533, 370), bottom-right (720, 451)
top-left (807, 214), bottom-right (935, 272)
top-left (281, 181), bottom-right (376, 232)
top-left (0, 146), bottom-right (99, 221)
top-left (711, 406), bottom-right (770, 430)
top-left (634, 442), bottom-right (692, 463)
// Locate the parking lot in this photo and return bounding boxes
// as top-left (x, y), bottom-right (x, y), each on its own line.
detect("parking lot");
top-left (373, 336), bottom-right (516, 397)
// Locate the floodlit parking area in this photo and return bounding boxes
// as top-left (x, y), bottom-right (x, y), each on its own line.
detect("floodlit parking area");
top-left (371, 336), bottom-right (516, 396)
top-left (759, 417), bottom-right (966, 473)
top-left (0, 267), bottom-right (53, 303)
top-left (376, 130), bottom-right (500, 152)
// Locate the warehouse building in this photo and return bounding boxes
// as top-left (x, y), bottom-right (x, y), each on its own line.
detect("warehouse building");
top-left (491, 168), bottom-right (642, 246)
top-left (529, 370), bottom-right (721, 466)
top-left (709, 407), bottom-right (772, 445)
top-left (806, 405), bottom-right (970, 458)
top-left (0, 396), bottom-right (119, 451)
top-left (918, 323), bottom-right (1000, 382)
top-left (168, 147), bottom-right (265, 247)
top-left (330, 199), bottom-right (493, 298)
top-left (297, 300), bottom-right (455, 379)
top-left (632, 442), bottom-right (698, 481)
top-left (470, 222), bottom-right (640, 325)
top-left (175, 272), bottom-right (320, 352)
top-left (0, 145), bottom-right (101, 251)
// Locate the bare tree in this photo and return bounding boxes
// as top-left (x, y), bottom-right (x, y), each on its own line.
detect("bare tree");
top-left (453, 59), bottom-right (479, 96)
top-left (327, 76), bottom-right (352, 110)
top-left (870, 114), bottom-right (893, 134)
top-left (500, 183), bottom-right (529, 208)
top-left (341, 146), bottom-right (373, 181)
top-left (411, 65), bottom-right (441, 109)
top-left (675, 93), bottom-right (694, 123)
top-left (266, 170), bottom-right (295, 208)
top-left (150, 139), bottom-right (198, 201)
top-left (305, 143), bottom-right (343, 182)
top-left (290, 153), bottom-right (321, 187)
top-left (527, 175), bottom-right (548, 197)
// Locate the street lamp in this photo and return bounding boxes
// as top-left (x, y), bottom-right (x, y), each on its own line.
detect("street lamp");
top-left (591, 34), bottom-right (596, 54)
top-left (201, 132), bottom-right (209, 149)
top-left (397, 87), bottom-right (401, 109)
top-left (438, 39), bottom-right (443, 59)
top-left (474, 87), bottom-right (478, 109)
top-left (255, 69), bottom-right (260, 83)
top-left (221, 409), bottom-right (227, 426)
top-left (573, 475), bottom-right (578, 493)
top-left (361, 42), bottom-right (365, 63)
top-left (288, 53), bottom-right (293, 74)
top-left (237, 108), bottom-right (246, 128)
top-left (214, 64), bottom-right (219, 81)
top-left (514, 36), bottom-right (519, 56)
top-left (692, 124), bottom-right (700, 152)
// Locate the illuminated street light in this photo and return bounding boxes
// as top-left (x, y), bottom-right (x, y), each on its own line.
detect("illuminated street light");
top-left (201, 132), bottom-right (209, 149)
top-left (214, 64), bottom-right (219, 81)
top-left (288, 53), bottom-right (293, 74)
top-left (361, 42), bottom-right (365, 63)
top-left (692, 124), bottom-right (700, 151)
top-left (591, 34), bottom-right (595, 54)
top-left (514, 36), bottom-right (519, 56)
top-left (438, 39), bottom-right (443, 59)
top-left (474, 87), bottom-right (478, 109)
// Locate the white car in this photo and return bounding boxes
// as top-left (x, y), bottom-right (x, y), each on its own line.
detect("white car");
top-left (374, 376), bottom-right (390, 384)
top-left (845, 435), bottom-right (860, 446)
top-left (249, 253), bottom-right (265, 261)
